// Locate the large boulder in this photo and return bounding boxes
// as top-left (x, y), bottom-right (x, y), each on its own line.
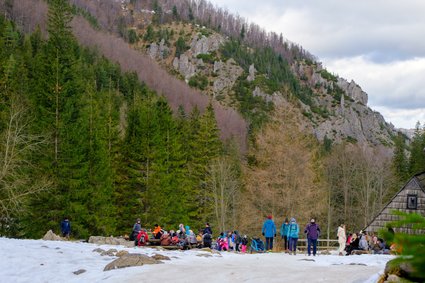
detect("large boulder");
top-left (42, 230), bottom-right (62, 241)
top-left (381, 259), bottom-right (421, 283)
top-left (103, 254), bottom-right (160, 271)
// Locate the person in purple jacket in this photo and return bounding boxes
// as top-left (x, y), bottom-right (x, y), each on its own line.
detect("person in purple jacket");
top-left (304, 218), bottom-right (320, 256)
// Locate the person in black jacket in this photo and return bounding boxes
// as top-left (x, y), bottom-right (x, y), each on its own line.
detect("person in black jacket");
top-left (203, 223), bottom-right (212, 235)
top-left (345, 233), bottom-right (360, 255)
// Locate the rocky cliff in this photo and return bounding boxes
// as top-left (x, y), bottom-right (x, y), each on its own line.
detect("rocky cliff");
top-left (147, 26), bottom-right (397, 148)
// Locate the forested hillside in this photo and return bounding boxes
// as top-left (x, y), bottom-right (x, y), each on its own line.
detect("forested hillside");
top-left (1, 0), bottom-right (424, 239)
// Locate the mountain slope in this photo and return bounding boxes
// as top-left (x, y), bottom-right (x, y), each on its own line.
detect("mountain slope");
top-left (67, 0), bottom-right (398, 151)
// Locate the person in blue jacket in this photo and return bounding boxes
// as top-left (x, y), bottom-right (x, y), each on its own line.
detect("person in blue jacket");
top-left (262, 215), bottom-right (276, 251)
top-left (287, 218), bottom-right (299, 255)
top-left (60, 217), bottom-right (71, 239)
top-left (280, 218), bottom-right (290, 252)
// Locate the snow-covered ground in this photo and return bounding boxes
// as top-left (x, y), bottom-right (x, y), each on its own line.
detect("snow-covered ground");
top-left (0, 237), bottom-right (393, 283)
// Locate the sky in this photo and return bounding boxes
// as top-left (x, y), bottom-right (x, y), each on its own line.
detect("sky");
top-left (207, 0), bottom-right (425, 129)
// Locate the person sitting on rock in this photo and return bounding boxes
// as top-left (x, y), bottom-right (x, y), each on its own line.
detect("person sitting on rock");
top-left (136, 229), bottom-right (149, 246)
top-left (160, 231), bottom-right (171, 246)
top-left (153, 224), bottom-right (163, 239)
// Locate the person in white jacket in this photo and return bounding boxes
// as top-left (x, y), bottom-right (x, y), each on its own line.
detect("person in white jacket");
top-left (337, 224), bottom-right (346, 256)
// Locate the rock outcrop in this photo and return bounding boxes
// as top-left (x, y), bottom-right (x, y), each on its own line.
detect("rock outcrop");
top-left (247, 64), bottom-right (256, 82)
top-left (337, 78), bottom-right (368, 105)
top-left (213, 59), bottom-right (243, 96)
top-left (148, 39), bottom-right (169, 60)
top-left (190, 33), bottom-right (224, 56)
top-left (42, 230), bottom-right (63, 241)
top-left (103, 254), bottom-right (160, 271)
top-left (173, 54), bottom-right (197, 80)
top-left (88, 236), bottom-right (134, 248)
top-left (379, 259), bottom-right (421, 283)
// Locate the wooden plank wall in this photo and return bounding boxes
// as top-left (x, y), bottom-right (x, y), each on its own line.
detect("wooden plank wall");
top-left (366, 178), bottom-right (425, 234)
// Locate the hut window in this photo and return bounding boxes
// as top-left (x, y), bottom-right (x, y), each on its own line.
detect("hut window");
top-left (407, 194), bottom-right (417, 210)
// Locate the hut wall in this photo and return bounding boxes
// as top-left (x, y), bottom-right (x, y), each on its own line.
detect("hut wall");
top-left (365, 177), bottom-right (425, 234)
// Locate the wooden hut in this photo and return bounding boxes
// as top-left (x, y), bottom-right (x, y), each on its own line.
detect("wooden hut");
top-left (364, 171), bottom-right (425, 234)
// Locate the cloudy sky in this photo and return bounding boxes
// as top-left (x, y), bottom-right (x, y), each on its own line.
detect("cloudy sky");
top-left (208, 0), bottom-right (425, 129)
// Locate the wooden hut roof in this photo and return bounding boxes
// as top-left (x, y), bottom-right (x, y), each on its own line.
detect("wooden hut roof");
top-left (364, 171), bottom-right (425, 232)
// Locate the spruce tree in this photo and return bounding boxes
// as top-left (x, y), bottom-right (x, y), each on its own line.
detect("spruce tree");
top-left (408, 122), bottom-right (425, 175)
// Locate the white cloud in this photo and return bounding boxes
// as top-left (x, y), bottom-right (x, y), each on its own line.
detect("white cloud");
top-left (373, 106), bottom-right (425, 129)
top-left (324, 56), bottom-right (425, 109)
top-left (207, 0), bottom-right (425, 128)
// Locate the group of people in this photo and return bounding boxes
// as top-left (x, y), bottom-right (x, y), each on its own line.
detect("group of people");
top-left (216, 231), bottom-right (249, 253)
top-left (337, 224), bottom-right (391, 255)
top-left (262, 215), bottom-right (321, 256)
top-left (58, 216), bottom-right (393, 257)
top-left (130, 220), bottom-right (215, 249)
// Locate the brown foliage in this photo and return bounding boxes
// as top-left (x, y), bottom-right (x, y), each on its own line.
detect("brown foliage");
top-left (71, 17), bottom-right (247, 149)
top-left (239, 103), bottom-right (326, 235)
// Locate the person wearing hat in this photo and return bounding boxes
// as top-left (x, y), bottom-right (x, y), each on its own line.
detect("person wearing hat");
top-left (287, 218), bottom-right (299, 255)
top-left (262, 215), bottom-right (276, 251)
top-left (304, 218), bottom-right (321, 256)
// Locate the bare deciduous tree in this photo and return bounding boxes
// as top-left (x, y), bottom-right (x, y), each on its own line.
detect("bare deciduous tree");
top-left (209, 156), bottom-right (239, 233)
top-left (0, 99), bottom-right (50, 227)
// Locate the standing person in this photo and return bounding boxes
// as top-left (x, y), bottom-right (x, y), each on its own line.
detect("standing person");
top-left (203, 223), bottom-right (212, 235)
top-left (337, 224), bottom-right (346, 256)
top-left (60, 217), bottom-right (71, 239)
top-left (262, 215), bottom-right (276, 251)
top-left (304, 218), bottom-right (320, 256)
top-left (287, 218), bottom-right (299, 255)
top-left (130, 218), bottom-right (142, 241)
top-left (280, 218), bottom-right (290, 252)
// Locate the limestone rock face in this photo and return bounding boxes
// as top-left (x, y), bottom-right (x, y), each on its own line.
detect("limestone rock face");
top-left (148, 39), bottom-right (169, 60)
top-left (190, 33), bottom-right (224, 56)
top-left (173, 54), bottom-right (196, 80)
top-left (247, 64), bottom-right (256, 82)
top-left (42, 230), bottom-right (62, 241)
top-left (213, 59), bottom-right (243, 96)
top-left (337, 78), bottom-right (368, 105)
top-left (103, 254), bottom-right (160, 271)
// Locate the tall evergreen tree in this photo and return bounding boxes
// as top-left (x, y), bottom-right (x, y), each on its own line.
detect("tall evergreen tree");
top-left (409, 122), bottom-right (425, 175)
top-left (392, 132), bottom-right (409, 185)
